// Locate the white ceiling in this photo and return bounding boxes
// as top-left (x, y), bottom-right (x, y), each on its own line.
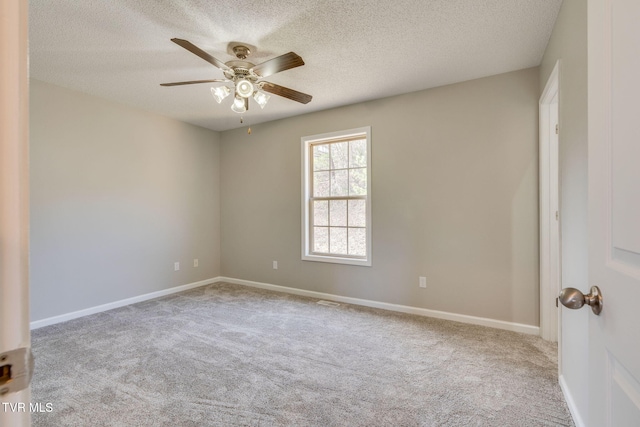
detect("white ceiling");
top-left (29, 0), bottom-right (562, 132)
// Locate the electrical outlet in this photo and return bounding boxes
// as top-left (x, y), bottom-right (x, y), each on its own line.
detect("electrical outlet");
top-left (174, 262), bottom-right (180, 271)
top-left (419, 276), bottom-right (427, 288)
top-left (193, 259), bottom-right (198, 267)
top-left (273, 261), bottom-right (278, 270)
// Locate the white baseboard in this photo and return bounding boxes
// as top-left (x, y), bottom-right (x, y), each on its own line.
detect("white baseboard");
top-left (30, 277), bottom-right (222, 330)
top-left (32, 275), bottom-right (540, 336)
top-left (559, 374), bottom-right (586, 427)
top-left (218, 277), bottom-right (540, 335)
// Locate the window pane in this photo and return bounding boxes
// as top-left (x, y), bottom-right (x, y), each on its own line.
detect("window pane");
top-left (314, 227), bottom-right (328, 253)
top-left (313, 171), bottom-right (330, 197)
top-left (348, 199), bottom-right (366, 227)
top-left (330, 141), bottom-right (349, 169)
top-left (348, 228), bottom-right (367, 256)
top-left (329, 227), bottom-right (348, 254)
top-left (349, 168), bottom-right (367, 196)
top-left (313, 144), bottom-right (330, 171)
top-left (331, 169), bottom-right (349, 197)
top-left (329, 200), bottom-right (347, 226)
top-left (349, 139), bottom-right (367, 168)
top-left (313, 200), bottom-right (328, 226)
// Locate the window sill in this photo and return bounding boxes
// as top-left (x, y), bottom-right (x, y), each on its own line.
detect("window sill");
top-left (302, 254), bottom-right (371, 267)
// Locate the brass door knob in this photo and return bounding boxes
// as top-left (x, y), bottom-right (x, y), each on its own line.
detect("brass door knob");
top-left (558, 286), bottom-right (603, 315)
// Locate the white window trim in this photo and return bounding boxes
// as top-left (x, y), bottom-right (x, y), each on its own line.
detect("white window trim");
top-left (301, 126), bottom-right (372, 266)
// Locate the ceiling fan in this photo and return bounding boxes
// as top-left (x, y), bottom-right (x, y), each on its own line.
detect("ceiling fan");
top-left (161, 38), bottom-right (312, 114)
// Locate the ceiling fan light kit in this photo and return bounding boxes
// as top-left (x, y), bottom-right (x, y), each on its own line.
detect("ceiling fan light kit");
top-left (231, 96), bottom-right (247, 114)
top-left (253, 91), bottom-right (270, 109)
top-left (210, 85), bottom-right (231, 104)
top-left (235, 79), bottom-right (254, 98)
top-left (162, 38), bottom-right (312, 116)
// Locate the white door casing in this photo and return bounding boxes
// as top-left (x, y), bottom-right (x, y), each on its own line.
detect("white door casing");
top-left (540, 61), bottom-right (561, 343)
top-left (0, 0), bottom-right (31, 426)
top-left (585, 0), bottom-right (640, 425)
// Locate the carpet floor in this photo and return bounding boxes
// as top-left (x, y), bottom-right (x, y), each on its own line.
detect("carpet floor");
top-left (31, 282), bottom-right (574, 426)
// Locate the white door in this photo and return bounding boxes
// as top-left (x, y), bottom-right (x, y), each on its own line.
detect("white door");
top-left (0, 0), bottom-right (31, 426)
top-left (585, 0), bottom-right (640, 425)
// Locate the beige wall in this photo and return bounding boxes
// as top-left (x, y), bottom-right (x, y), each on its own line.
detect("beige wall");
top-left (30, 79), bottom-right (221, 321)
top-left (30, 67), bottom-right (541, 327)
top-left (220, 67), bottom-right (540, 326)
top-left (539, 0), bottom-right (589, 421)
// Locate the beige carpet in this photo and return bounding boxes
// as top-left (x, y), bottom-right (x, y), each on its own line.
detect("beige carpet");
top-left (31, 282), bottom-right (574, 426)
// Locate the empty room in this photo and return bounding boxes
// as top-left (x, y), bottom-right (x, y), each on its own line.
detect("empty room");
top-left (2, 0), bottom-right (640, 426)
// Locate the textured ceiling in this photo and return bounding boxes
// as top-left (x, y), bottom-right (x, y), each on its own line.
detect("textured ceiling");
top-left (29, 0), bottom-right (562, 131)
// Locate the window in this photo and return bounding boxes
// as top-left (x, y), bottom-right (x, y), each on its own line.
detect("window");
top-left (302, 127), bottom-right (371, 266)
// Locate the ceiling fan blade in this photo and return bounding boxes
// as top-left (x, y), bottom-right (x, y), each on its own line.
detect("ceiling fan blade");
top-left (171, 38), bottom-right (231, 72)
top-left (260, 82), bottom-right (312, 104)
top-left (160, 79), bottom-right (228, 87)
top-left (251, 52), bottom-right (304, 78)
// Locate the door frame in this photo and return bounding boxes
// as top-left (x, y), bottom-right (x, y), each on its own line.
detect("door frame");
top-left (0, 0), bottom-right (31, 425)
top-left (539, 60), bottom-right (561, 343)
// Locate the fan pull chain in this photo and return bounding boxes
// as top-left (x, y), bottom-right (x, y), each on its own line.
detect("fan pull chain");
top-left (238, 117), bottom-right (251, 134)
